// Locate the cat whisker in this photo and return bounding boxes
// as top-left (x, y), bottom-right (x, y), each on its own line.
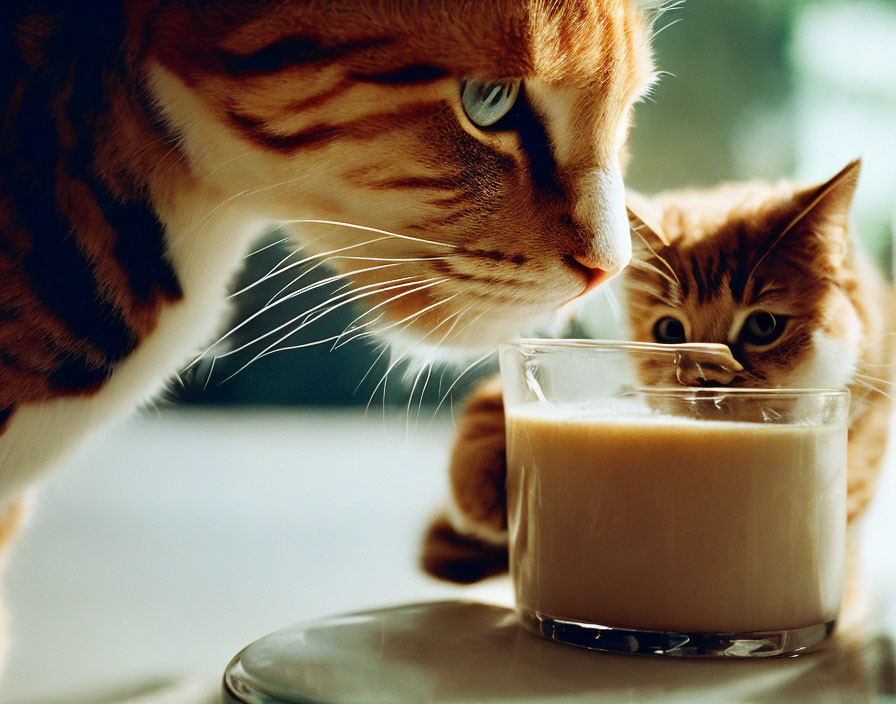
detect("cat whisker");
top-left (331, 278), bottom-right (450, 349)
top-left (218, 276), bottom-right (446, 365)
top-left (603, 284), bottom-right (622, 325)
top-left (263, 251), bottom-right (404, 306)
top-left (407, 304), bottom-right (475, 431)
top-left (432, 349), bottom-right (494, 418)
top-left (195, 174), bottom-right (308, 234)
top-left (259, 280), bottom-right (451, 373)
top-left (331, 311), bottom-right (385, 351)
top-left (364, 294), bottom-right (461, 414)
top-left (627, 257), bottom-right (678, 289)
top-left (217, 320), bottom-right (381, 386)
top-left (318, 277), bottom-right (451, 348)
top-left (631, 227), bottom-right (681, 287)
top-left (649, 16), bottom-right (682, 42)
top-left (280, 219), bottom-right (457, 250)
top-left (234, 236), bottom-right (396, 299)
top-left (182, 270), bottom-right (425, 373)
top-left (232, 219), bottom-right (456, 300)
top-left (202, 354), bottom-right (217, 391)
top-left (245, 235), bottom-right (291, 258)
top-left (854, 376), bottom-right (895, 402)
top-left (854, 372), bottom-right (895, 387)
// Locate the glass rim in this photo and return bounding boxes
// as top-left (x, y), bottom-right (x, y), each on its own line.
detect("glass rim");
top-left (501, 337), bottom-right (740, 356)
top-left (500, 338), bottom-right (848, 398)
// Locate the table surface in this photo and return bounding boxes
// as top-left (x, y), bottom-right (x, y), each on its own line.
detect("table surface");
top-left (1, 408), bottom-right (895, 703)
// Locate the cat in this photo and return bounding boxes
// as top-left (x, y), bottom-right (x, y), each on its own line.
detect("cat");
top-left (423, 159), bottom-right (896, 584)
top-left (0, 0), bottom-right (662, 670)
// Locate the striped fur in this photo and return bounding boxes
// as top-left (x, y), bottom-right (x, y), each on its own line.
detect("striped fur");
top-left (0, 1), bottom-right (656, 494)
top-left (424, 161), bottom-right (896, 582)
top-left (0, 0), bottom-right (658, 668)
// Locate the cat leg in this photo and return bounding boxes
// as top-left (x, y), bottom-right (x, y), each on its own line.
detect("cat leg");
top-left (421, 375), bottom-right (510, 583)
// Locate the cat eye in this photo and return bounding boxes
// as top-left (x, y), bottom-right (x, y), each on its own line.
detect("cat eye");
top-left (652, 316), bottom-right (687, 344)
top-left (739, 310), bottom-right (787, 346)
top-left (460, 78), bottom-right (521, 128)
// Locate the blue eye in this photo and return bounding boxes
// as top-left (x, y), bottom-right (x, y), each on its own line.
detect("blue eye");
top-left (460, 78), bottom-right (521, 128)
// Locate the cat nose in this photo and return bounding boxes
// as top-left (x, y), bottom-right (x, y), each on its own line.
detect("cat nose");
top-left (569, 254), bottom-right (610, 295)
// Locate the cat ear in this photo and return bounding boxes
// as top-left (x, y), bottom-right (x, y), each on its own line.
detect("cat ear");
top-left (761, 159), bottom-right (861, 272)
top-left (794, 158), bottom-right (861, 230)
top-left (627, 193), bottom-right (669, 251)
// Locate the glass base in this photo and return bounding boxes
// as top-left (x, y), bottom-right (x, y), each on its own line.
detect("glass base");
top-left (520, 608), bottom-right (836, 658)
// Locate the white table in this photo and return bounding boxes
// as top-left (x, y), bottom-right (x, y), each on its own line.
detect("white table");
top-left (1, 409), bottom-right (894, 703)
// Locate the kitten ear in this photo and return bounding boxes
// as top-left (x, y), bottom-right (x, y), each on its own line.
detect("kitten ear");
top-left (765, 159), bottom-right (861, 271)
top-left (627, 193), bottom-right (670, 251)
top-left (793, 158), bottom-right (861, 231)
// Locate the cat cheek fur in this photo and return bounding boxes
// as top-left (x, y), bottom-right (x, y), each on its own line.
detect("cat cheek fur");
top-left (784, 314), bottom-right (861, 390)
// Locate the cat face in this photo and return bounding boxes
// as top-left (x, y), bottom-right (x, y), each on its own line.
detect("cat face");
top-left (145, 1), bottom-right (657, 352)
top-left (623, 161), bottom-right (863, 389)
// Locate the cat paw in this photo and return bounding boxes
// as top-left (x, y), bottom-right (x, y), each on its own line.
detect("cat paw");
top-left (446, 375), bottom-right (509, 544)
top-left (420, 512), bottom-right (508, 584)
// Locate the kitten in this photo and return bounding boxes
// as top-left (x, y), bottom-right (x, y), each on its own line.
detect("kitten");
top-left (423, 159), bottom-right (896, 583)
top-left (0, 0), bottom-right (659, 669)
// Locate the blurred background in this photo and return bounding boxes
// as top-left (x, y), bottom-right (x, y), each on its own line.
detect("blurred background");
top-left (171, 0), bottom-right (896, 410)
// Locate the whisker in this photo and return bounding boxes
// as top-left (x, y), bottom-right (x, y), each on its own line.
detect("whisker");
top-left (854, 372), bottom-right (895, 387)
top-left (280, 218), bottom-right (457, 250)
top-left (603, 284), bottom-right (621, 325)
top-left (627, 257), bottom-right (678, 289)
top-left (235, 236), bottom-right (395, 300)
top-left (245, 235), bottom-right (291, 258)
top-left (182, 267), bottom-right (425, 374)
top-left (415, 362), bottom-right (434, 429)
top-left (432, 350), bottom-right (494, 417)
top-left (218, 276), bottom-right (445, 364)
top-left (262, 251), bottom-right (440, 307)
top-left (631, 227), bottom-right (681, 287)
top-left (330, 278), bottom-right (449, 349)
top-left (237, 281), bottom-right (452, 384)
top-left (364, 295), bottom-right (461, 413)
top-left (415, 304), bottom-right (475, 427)
top-left (854, 376), bottom-right (894, 401)
top-left (355, 340), bottom-right (392, 393)
top-left (404, 303), bottom-right (474, 430)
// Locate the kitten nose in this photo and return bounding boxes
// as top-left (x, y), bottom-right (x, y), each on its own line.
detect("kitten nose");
top-left (570, 254), bottom-right (610, 295)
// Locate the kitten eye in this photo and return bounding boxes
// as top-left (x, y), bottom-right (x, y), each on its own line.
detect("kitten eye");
top-left (460, 78), bottom-right (521, 127)
top-left (740, 310), bottom-right (786, 346)
top-left (652, 316), bottom-right (687, 344)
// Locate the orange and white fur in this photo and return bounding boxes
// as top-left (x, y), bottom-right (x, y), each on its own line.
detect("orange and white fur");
top-left (0, 0), bottom-right (664, 670)
top-left (424, 160), bottom-right (896, 584)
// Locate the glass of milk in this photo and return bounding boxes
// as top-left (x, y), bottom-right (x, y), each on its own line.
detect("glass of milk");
top-left (499, 339), bottom-right (849, 658)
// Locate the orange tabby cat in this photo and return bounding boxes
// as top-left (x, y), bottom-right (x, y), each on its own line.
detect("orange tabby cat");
top-left (424, 160), bottom-right (896, 583)
top-left (0, 0), bottom-right (660, 669)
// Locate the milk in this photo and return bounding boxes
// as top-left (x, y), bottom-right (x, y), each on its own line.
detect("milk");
top-left (506, 406), bottom-right (847, 634)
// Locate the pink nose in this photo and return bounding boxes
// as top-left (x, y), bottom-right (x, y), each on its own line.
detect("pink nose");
top-left (571, 254), bottom-right (609, 295)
